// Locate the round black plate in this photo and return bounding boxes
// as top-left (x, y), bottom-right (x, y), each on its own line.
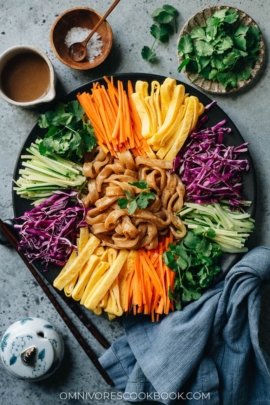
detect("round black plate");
top-left (12, 73), bottom-right (256, 286)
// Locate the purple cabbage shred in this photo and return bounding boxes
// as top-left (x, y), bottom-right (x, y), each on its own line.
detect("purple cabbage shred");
top-left (176, 121), bottom-right (250, 206)
top-left (14, 191), bottom-right (87, 269)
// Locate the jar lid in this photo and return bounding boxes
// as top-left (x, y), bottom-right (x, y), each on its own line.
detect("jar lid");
top-left (1, 328), bottom-right (55, 379)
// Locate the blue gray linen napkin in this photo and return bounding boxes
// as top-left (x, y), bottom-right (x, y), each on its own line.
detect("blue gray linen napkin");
top-left (99, 247), bottom-right (270, 404)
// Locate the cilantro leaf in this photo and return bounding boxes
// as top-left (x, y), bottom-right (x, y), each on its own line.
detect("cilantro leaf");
top-left (190, 27), bottom-right (206, 41)
top-left (143, 4), bottom-right (179, 62)
top-left (248, 26), bottom-right (260, 42)
top-left (237, 69), bottom-right (251, 82)
top-left (151, 8), bottom-right (164, 19)
top-left (234, 36), bottom-right (246, 51)
top-left (128, 180), bottom-right (148, 189)
top-left (215, 36), bottom-right (233, 52)
top-left (194, 40), bottom-right (214, 57)
top-left (153, 10), bottom-right (174, 24)
top-left (234, 25), bottom-right (249, 37)
top-left (150, 24), bottom-right (162, 40)
top-left (217, 71), bottom-right (237, 88)
top-left (141, 46), bottom-right (156, 62)
top-left (223, 50), bottom-right (240, 67)
top-left (178, 34), bottom-right (193, 55)
top-left (163, 231), bottom-right (222, 310)
top-left (136, 191), bottom-right (155, 209)
top-left (128, 200), bottom-right (138, 215)
top-left (212, 9), bottom-right (227, 20)
top-left (210, 55), bottom-right (225, 70)
top-left (118, 198), bottom-right (129, 209)
top-left (162, 4), bottom-right (179, 16)
top-left (224, 9), bottom-right (239, 24)
top-left (37, 101), bottom-right (96, 161)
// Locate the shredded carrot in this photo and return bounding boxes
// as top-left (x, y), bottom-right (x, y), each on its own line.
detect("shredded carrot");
top-left (77, 76), bottom-right (153, 157)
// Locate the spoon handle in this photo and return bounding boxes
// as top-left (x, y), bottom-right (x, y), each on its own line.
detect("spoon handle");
top-left (82, 0), bottom-right (121, 46)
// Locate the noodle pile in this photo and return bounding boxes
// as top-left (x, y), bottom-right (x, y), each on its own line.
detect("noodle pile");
top-left (82, 147), bottom-right (186, 249)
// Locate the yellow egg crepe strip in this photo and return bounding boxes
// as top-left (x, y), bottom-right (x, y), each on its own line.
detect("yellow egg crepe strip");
top-left (131, 92), bottom-right (152, 138)
top-left (71, 255), bottom-right (100, 301)
top-left (104, 277), bottom-right (123, 317)
top-left (160, 78), bottom-right (176, 123)
top-left (53, 234), bottom-right (100, 291)
top-left (147, 84), bottom-right (185, 146)
top-left (81, 261), bottom-right (110, 306)
top-left (164, 96), bottom-right (196, 161)
top-left (83, 249), bottom-right (129, 311)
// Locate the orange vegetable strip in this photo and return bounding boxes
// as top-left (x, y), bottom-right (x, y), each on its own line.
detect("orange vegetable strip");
top-left (156, 297), bottom-right (165, 314)
top-left (137, 305), bottom-right (143, 314)
top-left (141, 251), bottom-right (163, 295)
top-left (93, 89), bottom-right (112, 140)
top-left (139, 255), bottom-right (146, 305)
top-left (118, 81), bottom-right (126, 144)
top-left (124, 269), bottom-right (134, 313)
top-left (124, 91), bottom-right (134, 148)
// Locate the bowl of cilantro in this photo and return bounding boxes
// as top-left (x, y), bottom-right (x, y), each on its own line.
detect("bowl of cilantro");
top-left (177, 6), bottom-right (265, 94)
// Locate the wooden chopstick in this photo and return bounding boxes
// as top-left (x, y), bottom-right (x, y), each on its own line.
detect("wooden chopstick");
top-left (56, 290), bottom-right (110, 349)
top-left (0, 219), bottom-right (114, 386)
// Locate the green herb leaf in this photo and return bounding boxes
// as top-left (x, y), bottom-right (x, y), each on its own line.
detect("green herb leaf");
top-left (224, 9), bottom-right (239, 24)
top-left (118, 198), bottom-right (129, 209)
top-left (163, 231), bottom-right (222, 310)
top-left (37, 101), bottom-right (96, 160)
top-left (234, 25), bottom-right (249, 38)
top-left (141, 46), bottom-right (156, 62)
top-left (136, 191), bottom-right (155, 209)
top-left (217, 71), bottom-right (238, 88)
top-left (162, 4), bottom-right (179, 16)
top-left (153, 10), bottom-right (174, 24)
top-left (151, 8), bottom-right (164, 19)
top-left (237, 69), bottom-right (251, 82)
top-left (191, 27), bottom-right (206, 41)
top-left (178, 34), bottom-right (193, 55)
top-left (128, 180), bottom-right (149, 189)
top-left (178, 57), bottom-right (191, 72)
top-left (212, 9), bottom-right (227, 20)
top-left (215, 36), bottom-right (233, 52)
top-left (223, 50), bottom-right (240, 67)
top-left (128, 200), bottom-right (138, 215)
top-left (194, 40), bottom-right (214, 57)
top-left (150, 24), bottom-right (162, 40)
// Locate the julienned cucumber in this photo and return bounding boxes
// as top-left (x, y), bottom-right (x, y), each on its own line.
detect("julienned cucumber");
top-left (178, 201), bottom-right (254, 253)
top-left (13, 140), bottom-right (86, 206)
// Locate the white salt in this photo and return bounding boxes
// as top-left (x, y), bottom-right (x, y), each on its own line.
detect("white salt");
top-left (64, 27), bottom-right (103, 63)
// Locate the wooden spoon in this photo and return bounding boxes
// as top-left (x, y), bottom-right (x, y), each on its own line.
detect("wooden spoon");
top-left (69, 0), bottom-right (121, 62)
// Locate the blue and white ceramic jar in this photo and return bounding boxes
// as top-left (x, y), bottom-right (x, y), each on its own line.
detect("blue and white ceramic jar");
top-left (0, 317), bottom-right (64, 381)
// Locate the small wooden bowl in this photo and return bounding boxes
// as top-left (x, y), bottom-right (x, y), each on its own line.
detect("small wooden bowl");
top-left (50, 7), bottom-right (113, 70)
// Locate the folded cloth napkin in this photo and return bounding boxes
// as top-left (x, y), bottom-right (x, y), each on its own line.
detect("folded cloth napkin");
top-left (99, 247), bottom-right (270, 405)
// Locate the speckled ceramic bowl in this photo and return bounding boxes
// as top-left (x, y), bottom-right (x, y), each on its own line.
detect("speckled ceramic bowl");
top-left (177, 6), bottom-right (266, 94)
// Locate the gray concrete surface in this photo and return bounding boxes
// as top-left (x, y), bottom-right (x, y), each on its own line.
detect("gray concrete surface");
top-left (0, 0), bottom-right (270, 404)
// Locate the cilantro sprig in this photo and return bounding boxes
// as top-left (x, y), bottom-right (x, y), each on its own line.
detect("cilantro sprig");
top-left (177, 9), bottom-right (261, 89)
top-left (163, 231), bottom-right (222, 310)
top-left (38, 100), bottom-right (97, 161)
top-left (142, 4), bottom-right (179, 62)
top-left (118, 180), bottom-right (155, 214)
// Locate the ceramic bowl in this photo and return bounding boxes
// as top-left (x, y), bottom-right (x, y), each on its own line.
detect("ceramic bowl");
top-left (0, 45), bottom-right (56, 107)
top-left (50, 7), bottom-right (113, 70)
top-left (0, 317), bottom-right (64, 381)
top-left (177, 6), bottom-right (266, 94)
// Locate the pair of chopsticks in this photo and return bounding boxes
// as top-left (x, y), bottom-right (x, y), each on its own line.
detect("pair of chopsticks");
top-left (0, 218), bottom-right (113, 386)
